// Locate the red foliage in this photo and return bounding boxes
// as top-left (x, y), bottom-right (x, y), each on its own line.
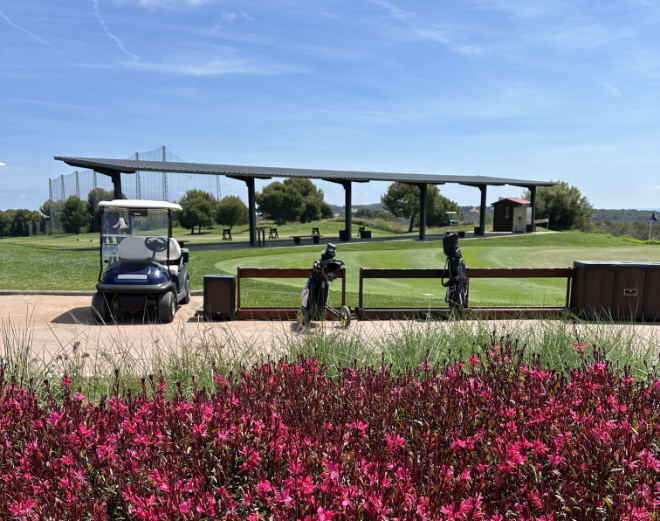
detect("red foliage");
top-left (0, 341), bottom-right (658, 520)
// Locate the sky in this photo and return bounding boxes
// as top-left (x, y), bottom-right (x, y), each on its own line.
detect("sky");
top-left (1, 0), bottom-right (659, 212)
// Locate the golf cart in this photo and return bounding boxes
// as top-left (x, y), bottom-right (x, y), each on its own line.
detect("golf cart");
top-left (91, 200), bottom-right (190, 323)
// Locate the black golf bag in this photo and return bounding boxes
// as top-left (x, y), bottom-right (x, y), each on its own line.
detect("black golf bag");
top-left (298, 243), bottom-right (351, 327)
top-left (442, 232), bottom-right (469, 310)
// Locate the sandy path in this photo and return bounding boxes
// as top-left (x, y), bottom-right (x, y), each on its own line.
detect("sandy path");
top-left (1, 295), bottom-right (658, 374)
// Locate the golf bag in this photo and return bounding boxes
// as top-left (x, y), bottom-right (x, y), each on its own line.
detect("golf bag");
top-left (298, 243), bottom-right (350, 326)
top-left (442, 232), bottom-right (469, 310)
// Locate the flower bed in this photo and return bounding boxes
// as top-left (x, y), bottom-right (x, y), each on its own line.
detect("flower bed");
top-left (0, 341), bottom-right (658, 520)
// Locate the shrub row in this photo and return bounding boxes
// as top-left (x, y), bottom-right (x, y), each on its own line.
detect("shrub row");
top-left (0, 340), bottom-right (658, 520)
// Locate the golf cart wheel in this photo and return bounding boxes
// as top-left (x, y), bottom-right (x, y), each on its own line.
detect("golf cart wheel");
top-left (296, 308), bottom-right (308, 329)
top-left (91, 292), bottom-right (109, 323)
top-left (340, 305), bottom-right (352, 328)
top-left (158, 291), bottom-right (177, 323)
top-left (180, 276), bottom-right (191, 304)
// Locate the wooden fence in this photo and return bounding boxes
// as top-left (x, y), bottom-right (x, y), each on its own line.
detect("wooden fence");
top-left (235, 267), bottom-right (346, 320)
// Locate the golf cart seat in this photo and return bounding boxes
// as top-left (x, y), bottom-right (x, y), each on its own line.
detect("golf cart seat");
top-left (118, 237), bottom-right (152, 262)
top-left (118, 237), bottom-right (182, 275)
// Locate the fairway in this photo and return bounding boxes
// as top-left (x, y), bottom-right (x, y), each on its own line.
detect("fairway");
top-left (201, 232), bottom-right (660, 308)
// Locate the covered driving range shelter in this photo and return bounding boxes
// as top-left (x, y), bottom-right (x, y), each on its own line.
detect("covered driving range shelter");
top-left (54, 156), bottom-right (556, 247)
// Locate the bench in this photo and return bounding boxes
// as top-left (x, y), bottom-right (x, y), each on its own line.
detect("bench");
top-left (268, 227), bottom-right (279, 239)
top-left (290, 235), bottom-right (321, 245)
top-left (290, 227), bottom-right (321, 245)
top-left (222, 228), bottom-right (232, 241)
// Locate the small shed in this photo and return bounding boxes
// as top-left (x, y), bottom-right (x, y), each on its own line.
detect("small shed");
top-left (492, 197), bottom-right (531, 232)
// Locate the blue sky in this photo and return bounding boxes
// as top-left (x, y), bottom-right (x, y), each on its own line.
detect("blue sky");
top-left (1, 0), bottom-right (659, 211)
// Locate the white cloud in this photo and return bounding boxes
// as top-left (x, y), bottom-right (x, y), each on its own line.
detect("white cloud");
top-left (221, 9), bottom-right (253, 22)
top-left (136, 0), bottom-right (212, 8)
top-left (123, 53), bottom-right (301, 76)
top-left (92, 0), bottom-right (139, 60)
top-left (0, 7), bottom-right (69, 61)
top-left (601, 81), bottom-right (622, 97)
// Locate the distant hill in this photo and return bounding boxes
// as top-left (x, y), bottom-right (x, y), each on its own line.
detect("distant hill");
top-left (594, 209), bottom-right (658, 224)
top-left (331, 203), bottom-right (384, 215)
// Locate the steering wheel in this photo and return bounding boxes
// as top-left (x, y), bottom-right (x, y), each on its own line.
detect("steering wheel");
top-left (145, 237), bottom-right (168, 253)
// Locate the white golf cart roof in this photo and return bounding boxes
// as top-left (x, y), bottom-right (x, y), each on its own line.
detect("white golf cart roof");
top-left (98, 199), bottom-right (182, 211)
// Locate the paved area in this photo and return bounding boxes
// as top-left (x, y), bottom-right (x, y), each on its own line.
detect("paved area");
top-left (1, 295), bottom-right (657, 375)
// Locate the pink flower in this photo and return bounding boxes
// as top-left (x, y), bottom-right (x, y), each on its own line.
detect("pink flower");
top-left (385, 432), bottom-right (405, 451)
top-left (9, 498), bottom-right (36, 516)
top-left (575, 343), bottom-right (586, 352)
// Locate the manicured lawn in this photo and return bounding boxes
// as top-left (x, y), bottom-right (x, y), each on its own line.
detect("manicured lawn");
top-left (1, 230), bottom-right (658, 308)
top-left (200, 231), bottom-right (660, 308)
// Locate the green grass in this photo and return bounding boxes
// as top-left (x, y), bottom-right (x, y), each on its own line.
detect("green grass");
top-left (4, 313), bottom-right (658, 403)
top-left (195, 231), bottom-right (659, 308)
top-left (1, 229), bottom-right (658, 308)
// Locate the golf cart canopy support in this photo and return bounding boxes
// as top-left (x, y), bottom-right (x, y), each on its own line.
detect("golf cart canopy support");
top-left (55, 156), bottom-right (556, 245)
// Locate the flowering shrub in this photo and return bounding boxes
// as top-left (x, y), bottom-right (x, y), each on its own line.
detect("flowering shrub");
top-left (0, 340), bottom-right (658, 520)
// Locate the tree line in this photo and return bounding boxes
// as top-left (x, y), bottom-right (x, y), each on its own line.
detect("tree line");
top-left (2, 179), bottom-right (612, 237)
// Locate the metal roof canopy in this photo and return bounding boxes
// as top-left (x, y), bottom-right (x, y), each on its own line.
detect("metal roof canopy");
top-left (55, 156), bottom-right (556, 245)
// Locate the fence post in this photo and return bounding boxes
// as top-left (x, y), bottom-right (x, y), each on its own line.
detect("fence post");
top-left (162, 145), bottom-right (168, 201)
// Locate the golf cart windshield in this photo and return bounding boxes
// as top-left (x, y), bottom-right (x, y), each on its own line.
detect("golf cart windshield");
top-left (99, 200), bottom-right (181, 265)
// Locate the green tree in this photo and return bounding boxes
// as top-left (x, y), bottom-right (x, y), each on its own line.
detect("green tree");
top-left (60, 196), bottom-right (90, 234)
top-left (0, 211), bottom-right (10, 236)
top-left (256, 181), bottom-right (303, 225)
top-left (256, 178), bottom-right (331, 224)
top-left (216, 195), bottom-right (248, 229)
top-left (426, 191), bottom-right (461, 227)
top-left (524, 182), bottom-right (594, 231)
top-left (87, 188), bottom-right (116, 232)
top-left (382, 182), bottom-right (459, 232)
top-left (178, 189), bottom-right (216, 234)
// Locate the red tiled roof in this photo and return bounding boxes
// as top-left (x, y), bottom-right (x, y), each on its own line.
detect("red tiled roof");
top-left (493, 197), bottom-right (531, 205)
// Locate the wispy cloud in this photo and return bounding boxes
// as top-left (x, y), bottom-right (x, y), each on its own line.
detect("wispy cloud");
top-left (367, 0), bottom-right (450, 44)
top-left (221, 9), bottom-right (253, 23)
top-left (601, 81), bottom-right (622, 97)
top-left (92, 0), bottom-right (139, 60)
top-left (0, 7), bottom-right (69, 61)
top-left (123, 51), bottom-right (302, 76)
top-left (135, 0), bottom-right (212, 8)
top-left (366, 0), bottom-right (482, 55)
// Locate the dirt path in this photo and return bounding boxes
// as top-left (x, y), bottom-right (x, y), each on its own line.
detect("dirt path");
top-left (1, 295), bottom-right (658, 373)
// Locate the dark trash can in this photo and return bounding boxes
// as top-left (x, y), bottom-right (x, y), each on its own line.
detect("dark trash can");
top-left (204, 274), bottom-right (235, 320)
top-left (338, 230), bottom-right (347, 241)
top-left (571, 261), bottom-right (660, 321)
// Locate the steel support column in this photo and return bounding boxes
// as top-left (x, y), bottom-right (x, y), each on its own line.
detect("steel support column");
top-left (419, 183), bottom-right (427, 241)
top-left (245, 177), bottom-right (256, 247)
top-left (529, 185), bottom-right (537, 233)
top-left (111, 171), bottom-right (122, 200)
top-left (343, 181), bottom-right (352, 241)
top-left (478, 185), bottom-right (487, 236)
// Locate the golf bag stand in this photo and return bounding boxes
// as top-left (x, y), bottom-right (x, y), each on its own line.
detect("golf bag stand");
top-left (298, 243), bottom-right (351, 328)
top-left (442, 232), bottom-right (469, 310)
